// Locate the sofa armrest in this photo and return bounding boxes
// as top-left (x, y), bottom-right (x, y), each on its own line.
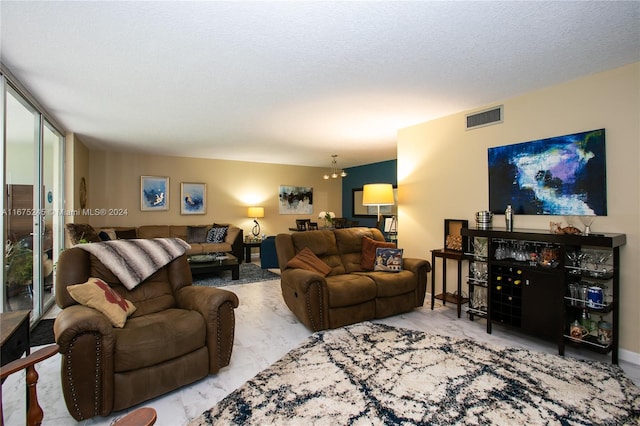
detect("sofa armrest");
top-left (402, 257), bottom-right (431, 307)
top-left (403, 258), bottom-right (431, 274)
top-left (281, 268), bottom-right (328, 294)
top-left (280, 269), bottom-right (330, 331)
top-left (224, 226), bottom-right (244, 262)
top-left (176, 286), bottom-right (240, 373)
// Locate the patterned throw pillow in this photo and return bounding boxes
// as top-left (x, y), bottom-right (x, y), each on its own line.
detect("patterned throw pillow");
top-left (206, 226), bottom-right (228, 243)
top-left (360, 236), bottom-right (397, 271)
top-left (67, 277), bottom-right (136, 328)
top-left (373, 248), bottom-right (404, 272)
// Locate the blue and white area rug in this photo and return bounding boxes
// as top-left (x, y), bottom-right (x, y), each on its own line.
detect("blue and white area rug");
top-left (190, 322), bottom-right (640, 425)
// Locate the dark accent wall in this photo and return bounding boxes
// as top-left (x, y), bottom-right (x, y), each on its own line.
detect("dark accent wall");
top-left (341, 159), bottom-right (397, 228)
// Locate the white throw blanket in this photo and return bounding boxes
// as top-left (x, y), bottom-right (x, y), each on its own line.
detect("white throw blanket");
top-left (76, 238), bottom-right (191, 290)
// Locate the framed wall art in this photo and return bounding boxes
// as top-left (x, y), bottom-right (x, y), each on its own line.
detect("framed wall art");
top-left (488, 128), bottom-right (607, 215)
top-left (140, 176), bottom-right (169, 211)
top-left (180, 182), bottom-right (206, 215)
top-left (279, 185), bottom-right (313, 214)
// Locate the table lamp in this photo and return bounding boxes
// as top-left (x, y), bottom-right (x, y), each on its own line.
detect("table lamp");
top-left (247, 207), bottom-right (264, 237)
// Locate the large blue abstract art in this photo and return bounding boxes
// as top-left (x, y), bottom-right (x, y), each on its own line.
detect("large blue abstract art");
top-left (488, 129), bottom-right (607, 216)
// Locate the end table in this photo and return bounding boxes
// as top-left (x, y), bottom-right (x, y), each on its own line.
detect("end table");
top-left (243, 240), bottom-right (263, 263)
top-left (430, 249), bottom-right (469, 318)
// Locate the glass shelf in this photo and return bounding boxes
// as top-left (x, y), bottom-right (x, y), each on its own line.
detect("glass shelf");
top-left (467, 278), bottom-right (488, 287)
top-left (565, 266), bottom-right (614, 280)
top-left (564, 296), bottom-right (613, 313)
top-left (467, 307), bottom-right (487, 317)
top-left (563, 334), bottom-right (612, 353)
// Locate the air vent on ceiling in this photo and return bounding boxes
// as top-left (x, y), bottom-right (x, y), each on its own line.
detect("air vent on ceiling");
top-left (466, 105), bottom-right (503, 130)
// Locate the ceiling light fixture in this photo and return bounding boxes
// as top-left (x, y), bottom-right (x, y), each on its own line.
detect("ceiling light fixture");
top-left (323, 154), bottom-right (347, 180)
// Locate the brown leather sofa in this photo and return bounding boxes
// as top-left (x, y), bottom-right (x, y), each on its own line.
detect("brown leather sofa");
top-left (67, 223), bottom-right (244, 261)
top-left (276, 227), bottom-right (431, 331)
top-left (53, 247), bottom-right (239, 420)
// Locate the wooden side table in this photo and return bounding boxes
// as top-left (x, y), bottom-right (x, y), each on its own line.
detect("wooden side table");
top-left (430, 249), bottom-right (469, 318)
top-left (243, 240), bottom-right (262, 263)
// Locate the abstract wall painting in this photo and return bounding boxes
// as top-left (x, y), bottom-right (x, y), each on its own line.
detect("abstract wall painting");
top-left (141, 176), bottom-right (169, 211)
top-left (279, 185), bottom-right (313, 214)
top-left (488, 129), bottom-right (607, 216)
top-left (181, 182), bottom-right (206, 215)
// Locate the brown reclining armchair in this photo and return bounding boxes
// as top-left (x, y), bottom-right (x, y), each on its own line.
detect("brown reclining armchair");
top-left (53, 247), bottom-right (239, 421)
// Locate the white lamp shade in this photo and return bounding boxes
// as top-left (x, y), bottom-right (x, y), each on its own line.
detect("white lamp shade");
top-left (362, 184), bottom-right (394, 206)
top-left (247, 206), bottom-right (264, 218)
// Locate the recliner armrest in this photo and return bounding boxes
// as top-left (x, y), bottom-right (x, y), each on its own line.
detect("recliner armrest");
top-left (176, 286), bottom-right (239, 314)
top-left (176, 286), bottom-right (240, 373)
top-left (280, 268), bottom-right (328, 294)
top-left (54, 305), bottom-right (114, 353)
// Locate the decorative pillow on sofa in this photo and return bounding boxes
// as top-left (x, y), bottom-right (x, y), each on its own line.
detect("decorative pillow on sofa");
top-left (187, 226), bottom-right (209, 243)
top-left (98, 228), bottom-right (118, 241)
top-left (115, 228), bottom-right (137, 239)
top-left (66, 223), bottom-right (101, 244)
top-left (206, 226), bottom-right (228, 243)
top-left (373, 248), bottom-right (404, 273)
top-left (360, 236), bottom-right (397, 271)
top-left (286, 247), bottom-right (332, 276)
top-left (67, 277), bottom-right (136, 328)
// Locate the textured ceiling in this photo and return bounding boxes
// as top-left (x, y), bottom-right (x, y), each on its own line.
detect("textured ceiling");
top-left (2, 1), bottom-right (639, 168)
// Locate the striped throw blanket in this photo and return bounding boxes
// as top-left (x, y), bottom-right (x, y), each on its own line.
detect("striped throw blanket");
top-left (76, 238), bottom-right (191, 290)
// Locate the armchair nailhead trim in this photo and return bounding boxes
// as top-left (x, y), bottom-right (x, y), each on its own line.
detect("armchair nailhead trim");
top-left (305, 283), bottom-right (323, 331)
top-left (65, 333), bottom-right (102, 420)
top-left (94, 335), bottom-right (101, 416)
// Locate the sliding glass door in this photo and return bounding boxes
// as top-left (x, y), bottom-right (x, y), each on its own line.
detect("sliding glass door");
top-left (2, 76), bottom-right (65, 323)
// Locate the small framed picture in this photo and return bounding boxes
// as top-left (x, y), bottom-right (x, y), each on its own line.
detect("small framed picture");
top-left (383, 216), bottom-right (397, 233)
top-left (141, 176), bottom-right (169, 211)
top-left (444, 219), bottom-right (468, 252)
top-left (181, 182), bottom-right (207, 215)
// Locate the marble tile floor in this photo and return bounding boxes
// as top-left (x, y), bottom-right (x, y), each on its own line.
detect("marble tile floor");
top-left (4, 273), bottom-right (639, 426)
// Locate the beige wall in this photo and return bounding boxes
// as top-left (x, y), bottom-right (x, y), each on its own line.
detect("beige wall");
top-left (398, 62), bottom-right (640, 360)
top-left (84, 150), bottom-right (342, 236)
top-left (64, 132), bottom-right (90, 224)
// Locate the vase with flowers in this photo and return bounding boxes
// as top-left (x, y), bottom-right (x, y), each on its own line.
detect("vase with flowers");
top-left (318, 211), bottom-right (335, 228)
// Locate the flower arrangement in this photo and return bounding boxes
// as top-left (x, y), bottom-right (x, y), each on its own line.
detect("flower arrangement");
top-left (318, 211), bottom-right (335, 227)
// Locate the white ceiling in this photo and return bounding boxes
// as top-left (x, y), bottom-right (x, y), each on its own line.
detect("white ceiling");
top-left (2, 1), bottom-right (639, 168)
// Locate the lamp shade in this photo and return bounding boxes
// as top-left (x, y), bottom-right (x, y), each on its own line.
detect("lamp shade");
top-left (362, 184), bottom-right (394, 206)
top-left (247, 207), bottom-right (264, 218)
